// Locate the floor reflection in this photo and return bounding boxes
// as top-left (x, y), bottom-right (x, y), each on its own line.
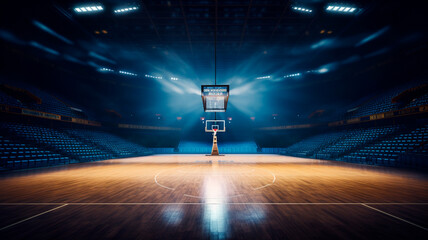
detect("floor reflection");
top-left (162, 205), bottom-right (183, 226)
top-left (203, 164), bottom-right (229, 239)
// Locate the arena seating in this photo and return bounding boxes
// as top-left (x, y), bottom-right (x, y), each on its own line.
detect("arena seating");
top-left (315, 126), bottom-right (399, 159)
top-left (67, 128), bottom-right (151, 157)
top-left (4, 123), bottom-right (112, 161)
top-left (0, 81), bottom-right (87, 118)
top-left (406, 93), bottom-right (428, 108)
top-left (0, 134), bottom-right (69, 170)
top-left (282, 124), bottom-right (428, 168)
top-left (346, 87), bottom-right (403, 119)
top-left (281, 132), bottom-right (347, 157)
top-left (0, 122), bottom-right (151, 170)
top-left (341, 125), bottom-right (428, 167)
top-left (345, 83), bottom-right (427, 119)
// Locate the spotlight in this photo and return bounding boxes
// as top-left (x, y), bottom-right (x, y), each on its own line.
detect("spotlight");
top-left (326, 5), bottom-right (358, 14)
top-left (317, 68), bottom-right (329, 73)
top-left (292, 6), bottom-right (313, 13)
top-left (114, 6), bottom-right (139, 14)
top-left (74, 5), bottom-right (103, 14)
top-left (119, 70), bottom-right (137, 76)
top-left (284, 73), bottom-right (301, 78)
top-left (256, 76), bottom-right (271, 79)
top-left (145, 74), bottom-right (162, 79)
top-left (99, 67), bottom-right (114, 72)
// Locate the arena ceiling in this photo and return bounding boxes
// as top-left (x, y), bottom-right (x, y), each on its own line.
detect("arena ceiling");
top-left (0, 0), bottom-right (427, 124)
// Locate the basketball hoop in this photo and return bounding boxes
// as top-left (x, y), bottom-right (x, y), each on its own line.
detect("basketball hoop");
top-left (204, 120), bottom-right (224, 155)
top-left (204, 120), bottom-right (225, 133)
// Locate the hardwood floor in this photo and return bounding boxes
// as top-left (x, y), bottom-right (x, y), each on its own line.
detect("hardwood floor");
top-left (0, 154), bottom-right (427, 239)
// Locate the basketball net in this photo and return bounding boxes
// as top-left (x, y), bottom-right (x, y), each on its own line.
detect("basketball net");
top-left (213, 128), bottom-right (218, 136)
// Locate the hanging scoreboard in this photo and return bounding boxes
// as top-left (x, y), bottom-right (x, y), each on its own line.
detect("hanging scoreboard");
top-left (201, 85), bottom-right (229, 112)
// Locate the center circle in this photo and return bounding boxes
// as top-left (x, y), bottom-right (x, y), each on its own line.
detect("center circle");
top-left (154, 163), bottom-right (275, 199)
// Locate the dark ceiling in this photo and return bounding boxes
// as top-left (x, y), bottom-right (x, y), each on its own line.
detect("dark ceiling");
top-left (0, 0), bottom-right (427, 127)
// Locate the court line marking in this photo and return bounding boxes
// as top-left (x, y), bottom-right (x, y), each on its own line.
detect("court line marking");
top-left (154, 171), bottom-right (175, 190)
top-left (252, 168), bottom-right (276, 190)
top-left (183, 194), bottom-right (244, 199)
top-left (0, 202), bottom-right (427, 206)
top-left (154, 164), bottom-right (277, 194)
top-left (154, 164), bottom-right (204, 191)
top-left (155, 163), bottom-right (276, 193)
top-left (0, 204), bottom-right (68, 231)
top-left (361, 203), bottom-right (427, 231)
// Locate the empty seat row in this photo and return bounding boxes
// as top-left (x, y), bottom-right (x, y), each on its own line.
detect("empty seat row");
top-left (0, 135), bottom-right (70, 169)
top-left (67, 128), bottom-right (150, 157)
top-left (282, 124), bottom-right (428, 168)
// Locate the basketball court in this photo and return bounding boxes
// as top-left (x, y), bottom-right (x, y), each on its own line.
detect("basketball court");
top-left (1, 1), bottom-right (428, 239)
top-left (0, 155), bottom-right (427, 239)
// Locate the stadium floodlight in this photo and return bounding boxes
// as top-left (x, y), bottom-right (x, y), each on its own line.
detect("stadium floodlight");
top-left (317, 68), bottom-right (329, 73)
top-left (145, 74), bottom-right (162, 79)
top-left (256, 76), bottom-right (271, 79)
top-left (326, 5), bottom-right (358, 14)
top-left (292, 6), bottom-right (313, 13)
top-left (171, 77), bottom-right (178, 81)
top-left (119, 70), bottom-right (137, 76)
top-left (284, 73), bottom-right (301, 78)
top-left (74, 5), bottom-right (103, 14)
top-left (99, 67), bottom-right (114, 72)
top-left (114, 6), bottom-right (139, 14)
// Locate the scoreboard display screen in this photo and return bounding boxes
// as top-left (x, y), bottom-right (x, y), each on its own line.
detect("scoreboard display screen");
top-left (201, 85), bottom-right (229, 112)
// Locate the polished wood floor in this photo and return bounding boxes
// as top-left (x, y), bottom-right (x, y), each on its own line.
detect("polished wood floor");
top-left (0, 154), bottom-right (427, 239)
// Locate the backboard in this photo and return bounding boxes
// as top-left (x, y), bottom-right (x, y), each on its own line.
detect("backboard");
top-left (205, 120), bottom-right (226, 133)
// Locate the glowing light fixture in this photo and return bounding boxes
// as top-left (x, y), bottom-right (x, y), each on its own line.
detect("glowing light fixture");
top-left (317, 68), bottom-right (329, 73)
top-left (256, 76), bottom-right (271, 79)
top-left (171, 77), bottom-right (178, 81)
top-left (99, 67), bottom-right (114, 72)
top-left (114, 6), bottom-right (138, 13)
top-left (145, 74), bottom-right (162, 79)
top-left (284, 73), bottom-right (301, 78)
top-left (74, 5), bottom-right (103, 13)
top-left (292, 6), bottom-right (313, 13)
top-left (119, 70), bottom-right (137, 76)
top-left (326, 5), bottom-right (357, 13)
